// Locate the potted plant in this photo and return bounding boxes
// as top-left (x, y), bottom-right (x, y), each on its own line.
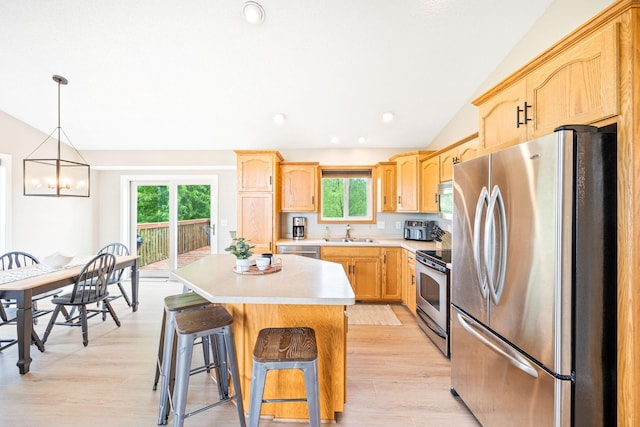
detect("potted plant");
top-left (224, 237), bottom-right (256, 272)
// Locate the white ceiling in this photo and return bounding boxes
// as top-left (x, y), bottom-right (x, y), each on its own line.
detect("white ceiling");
top-left (0, 0), bottom-right (555, 152)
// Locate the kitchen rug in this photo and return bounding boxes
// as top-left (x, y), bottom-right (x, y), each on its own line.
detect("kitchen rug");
top-left (347, 304), bottom-right (402, 326)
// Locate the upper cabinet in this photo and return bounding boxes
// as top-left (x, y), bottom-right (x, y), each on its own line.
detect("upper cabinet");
top-left (475, 21), bottom-right (619, 154)
top-left (376, 162), bottom-right (397, 212)
top-left (390, 151), bottom-right (432, 212)
top-left (439, 135), bottom-right (479, 182)
top-left (419, 155), bottom-right (439, 213)
top-left (280, 162), bottom-right (318, 212)
top-left (236, 151), bottom-right (284, 192)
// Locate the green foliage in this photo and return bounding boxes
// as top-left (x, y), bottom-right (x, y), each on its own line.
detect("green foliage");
top-left (321, 177), bottom-right (368, 219)
top-left (137, 185), bottom-right (211, 223)
top-left (224, 237), bottom-right (255, 259)
top-left (322, 178), bottom-right (344, 218)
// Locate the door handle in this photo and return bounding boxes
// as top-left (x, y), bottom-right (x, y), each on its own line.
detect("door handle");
top-left (473, 187), bottom-right (490, 298)
top-left (486, 185), bottom-right (508, 305)
top-left (456, 311), bottom-right (538, 378)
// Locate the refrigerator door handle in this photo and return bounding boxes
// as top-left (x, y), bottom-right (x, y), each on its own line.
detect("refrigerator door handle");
top-left (473, 186), bottom-right (490, 298)
top-left (456, 311), bottom-right (538, 379)
top-left (486, 185), bottom-right (508, 304)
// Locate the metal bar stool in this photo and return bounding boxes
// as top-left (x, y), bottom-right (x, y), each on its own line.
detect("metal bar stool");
top-left (156, 293), bottom-right (225, 425)
top-left (171, 305), bottom-right (246, 427)
top-left (248, 327), bottom-right (320, 427)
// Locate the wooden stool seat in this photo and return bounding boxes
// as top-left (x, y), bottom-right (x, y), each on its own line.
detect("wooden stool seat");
top-left (253, 327), bottom-right (318, 363)
top-left (249, 327), bottom-right (320, 427)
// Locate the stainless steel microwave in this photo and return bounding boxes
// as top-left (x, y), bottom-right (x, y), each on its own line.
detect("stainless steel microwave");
top-left (437, 181), bottom-right (453, 220)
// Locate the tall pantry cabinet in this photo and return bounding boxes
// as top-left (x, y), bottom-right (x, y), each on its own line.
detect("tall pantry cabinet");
top-left (235, 151), bottom-right (283, 254)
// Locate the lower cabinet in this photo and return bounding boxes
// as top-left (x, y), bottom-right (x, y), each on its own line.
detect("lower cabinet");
top-left (402, 249), bottom-right (417, 314)
top-left (321, 246), bottom-right (401, 302)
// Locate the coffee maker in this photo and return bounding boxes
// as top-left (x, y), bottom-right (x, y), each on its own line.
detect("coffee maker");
top-left (292, 217), bottom-right (306, 240)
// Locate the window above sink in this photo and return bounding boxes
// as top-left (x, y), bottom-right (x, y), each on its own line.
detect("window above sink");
top-left (318, 167), bottom-right (375, 224)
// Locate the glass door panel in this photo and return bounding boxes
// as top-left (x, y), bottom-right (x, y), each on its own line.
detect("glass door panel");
top-left (133, 179), bottom-right (215, 277)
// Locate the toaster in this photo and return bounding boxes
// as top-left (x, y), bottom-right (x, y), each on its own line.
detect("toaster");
top-left (403, 220), bottom-right (435, 241)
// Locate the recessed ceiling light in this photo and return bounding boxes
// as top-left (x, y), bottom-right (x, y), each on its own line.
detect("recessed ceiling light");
top-left (242, 1), bottom-right (265, 24)
top-left (330, 136), bottom-right (340, 144)
top-left (382, 112), bottom-right (395, 123)
top-left (273, 113), bottom-right (286, 125)
top-left (357, 137), bottom-right (367, 144)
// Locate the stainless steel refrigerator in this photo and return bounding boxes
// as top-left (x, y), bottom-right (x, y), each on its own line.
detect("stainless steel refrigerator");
top-left (450, 125), bottom-right (617, 426)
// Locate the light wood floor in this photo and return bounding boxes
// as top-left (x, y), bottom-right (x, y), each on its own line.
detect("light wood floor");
top-left (0, 280), bottom-right (479, 426)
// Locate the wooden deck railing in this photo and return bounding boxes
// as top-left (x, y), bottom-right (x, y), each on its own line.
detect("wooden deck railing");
top-left (137, 219), bottom-right (211, 267)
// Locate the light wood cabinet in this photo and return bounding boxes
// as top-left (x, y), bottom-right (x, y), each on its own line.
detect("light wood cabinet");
top-left (321, 247), bottom-right (383, 301)
top-left (280, 162), bottom-right (318, 212)
top-left (236, 151), bottom-right (283, 192)
top-left (390, 151), bottom-right (432, 212)
top-left (382, 247), bottom-right (402, 301)
top-left (419, 155), bottom-right (439, 213)
top-left (402, 249), bottom-right (416, 314)
top-left (475, 22), bottom-right (619, 154)
top-left (237, 193), bottom-right (274, 254)
top-left (235, 151), bottom-right (283, 254)
top-left (439, 136), bottom-right (479, 182)
top-left (376, 162), bottom-right (396, 212)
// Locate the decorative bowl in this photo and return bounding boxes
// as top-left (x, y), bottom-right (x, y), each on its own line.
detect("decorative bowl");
top-left (42, 252), bottom-right (75, 268)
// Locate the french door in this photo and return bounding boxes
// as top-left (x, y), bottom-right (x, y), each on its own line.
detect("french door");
top-left (129, 176), bottom-right (218, 278)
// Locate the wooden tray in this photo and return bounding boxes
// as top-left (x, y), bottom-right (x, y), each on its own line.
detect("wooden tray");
top-left (232, 264), bottom-right (282, 275)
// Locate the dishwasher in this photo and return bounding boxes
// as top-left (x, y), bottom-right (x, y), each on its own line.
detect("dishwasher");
top-left (277, 245), bottom-right (321, 259)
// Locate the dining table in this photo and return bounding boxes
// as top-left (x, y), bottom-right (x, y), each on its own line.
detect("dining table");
top-left (0, 255), bottom-right (139, 374)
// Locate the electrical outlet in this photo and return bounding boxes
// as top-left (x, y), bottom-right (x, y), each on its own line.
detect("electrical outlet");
top-left (395, 221), bottom-right (402, 230)
top-left (221, 219), bottom-right (228, 227)
top-left (377, 221), bottom-right (385, 229)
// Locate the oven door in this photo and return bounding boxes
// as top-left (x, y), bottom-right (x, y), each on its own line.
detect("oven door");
top-left (416, 260), bottom-right (448, 331)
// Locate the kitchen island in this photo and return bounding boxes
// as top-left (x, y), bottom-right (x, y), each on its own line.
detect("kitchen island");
top-left (170, 254), bottom-right (355, 422)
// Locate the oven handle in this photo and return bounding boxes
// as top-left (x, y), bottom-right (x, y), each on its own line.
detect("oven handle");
top-left (455, 311), bottom-right (538, 379)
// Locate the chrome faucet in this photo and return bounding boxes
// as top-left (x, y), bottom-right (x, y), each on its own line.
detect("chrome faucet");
top-left (345, 224), bottom-right (351, 240)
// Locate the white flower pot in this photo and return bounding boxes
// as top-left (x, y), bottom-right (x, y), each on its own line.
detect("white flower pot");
top-left (236, 258), bottom-right (252, 272)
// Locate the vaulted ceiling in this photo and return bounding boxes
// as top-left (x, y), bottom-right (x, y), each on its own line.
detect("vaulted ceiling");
top-left (0, 0), bottom-right (555, 151)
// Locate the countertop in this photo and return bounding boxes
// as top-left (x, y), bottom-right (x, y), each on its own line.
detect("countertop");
top-left (170, 254), bottom-right (355, 306)
top-left (276, 238), bottom-right (441, 252)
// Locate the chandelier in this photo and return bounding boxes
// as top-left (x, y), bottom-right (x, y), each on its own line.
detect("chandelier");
top-left (23, 75), bottom-right (90, 197)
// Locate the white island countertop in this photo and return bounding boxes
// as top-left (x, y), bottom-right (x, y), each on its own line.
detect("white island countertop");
top-left (171, 254), bottom-right (355, 306)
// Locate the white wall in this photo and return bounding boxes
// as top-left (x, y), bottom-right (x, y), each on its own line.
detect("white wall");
top-left (428, 0), bottom-right (616, 150)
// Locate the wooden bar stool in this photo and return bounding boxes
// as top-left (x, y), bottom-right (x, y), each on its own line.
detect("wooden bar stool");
top-left (248, 327), bottom-right (320, 427)
top-left (171, 305), bottom-right (245, 427)
top-left (156, 293), bottom-right (223, 425)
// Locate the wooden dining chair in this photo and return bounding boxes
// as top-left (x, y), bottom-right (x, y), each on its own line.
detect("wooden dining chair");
top-left (97, 243), bottom-right (131, 320)
top-left (42, 253), bottom-right (120, 347)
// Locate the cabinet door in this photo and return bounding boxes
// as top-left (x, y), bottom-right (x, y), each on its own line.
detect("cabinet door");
top-left (477, 81), bottom-right (528, 154)
top-left (457, 138), bottom-right (479, 163)
top-left (439, 149), bottom-right (455, 183)
top-left (377, 162), bottom-right (397, 212)
top-left (396, 155), bottom-right (418, 212)
top-left (406, 252), bottom-right (417, 314)
top-left (420, 156), bottom-right (439, 213)
top-left (526, 22), bottom-right (618, 139)
top-left (382, 247), bottom-right (402, 301)
top-left (280, 163), bottom-right (317, 212)
top-left (401, 249), bottom-right (409, 305)
top-left (352, 256), bottom-right (381, 301)
top-left (237, 193), bottom-right (274, 254)
top-left (237, 152), bottom-right (277, 192)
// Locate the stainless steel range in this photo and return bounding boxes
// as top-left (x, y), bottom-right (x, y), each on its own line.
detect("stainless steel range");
top-left (415, 249), bottom-right (451, 358)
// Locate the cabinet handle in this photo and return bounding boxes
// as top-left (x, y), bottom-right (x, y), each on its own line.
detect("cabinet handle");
top-left (384, 254), bottom-right (387, 263)
top-left (435, 193), bottom-right (439, 204)
top-left (311, 195), bottom-right (314, 204)
top-left (384, 196), bottom-right (387, 204)
top-left (516, 102), bottom-right (533, 128)
top-left (453, 156), bottom-right (460, 164)
top-left (412, 275), bottom-right (415, 286)
top-left (398, 196), bottom-right (401, 205)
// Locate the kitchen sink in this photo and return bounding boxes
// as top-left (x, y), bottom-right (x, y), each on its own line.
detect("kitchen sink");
top-left (323, 238), bottom-right (378, 243)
